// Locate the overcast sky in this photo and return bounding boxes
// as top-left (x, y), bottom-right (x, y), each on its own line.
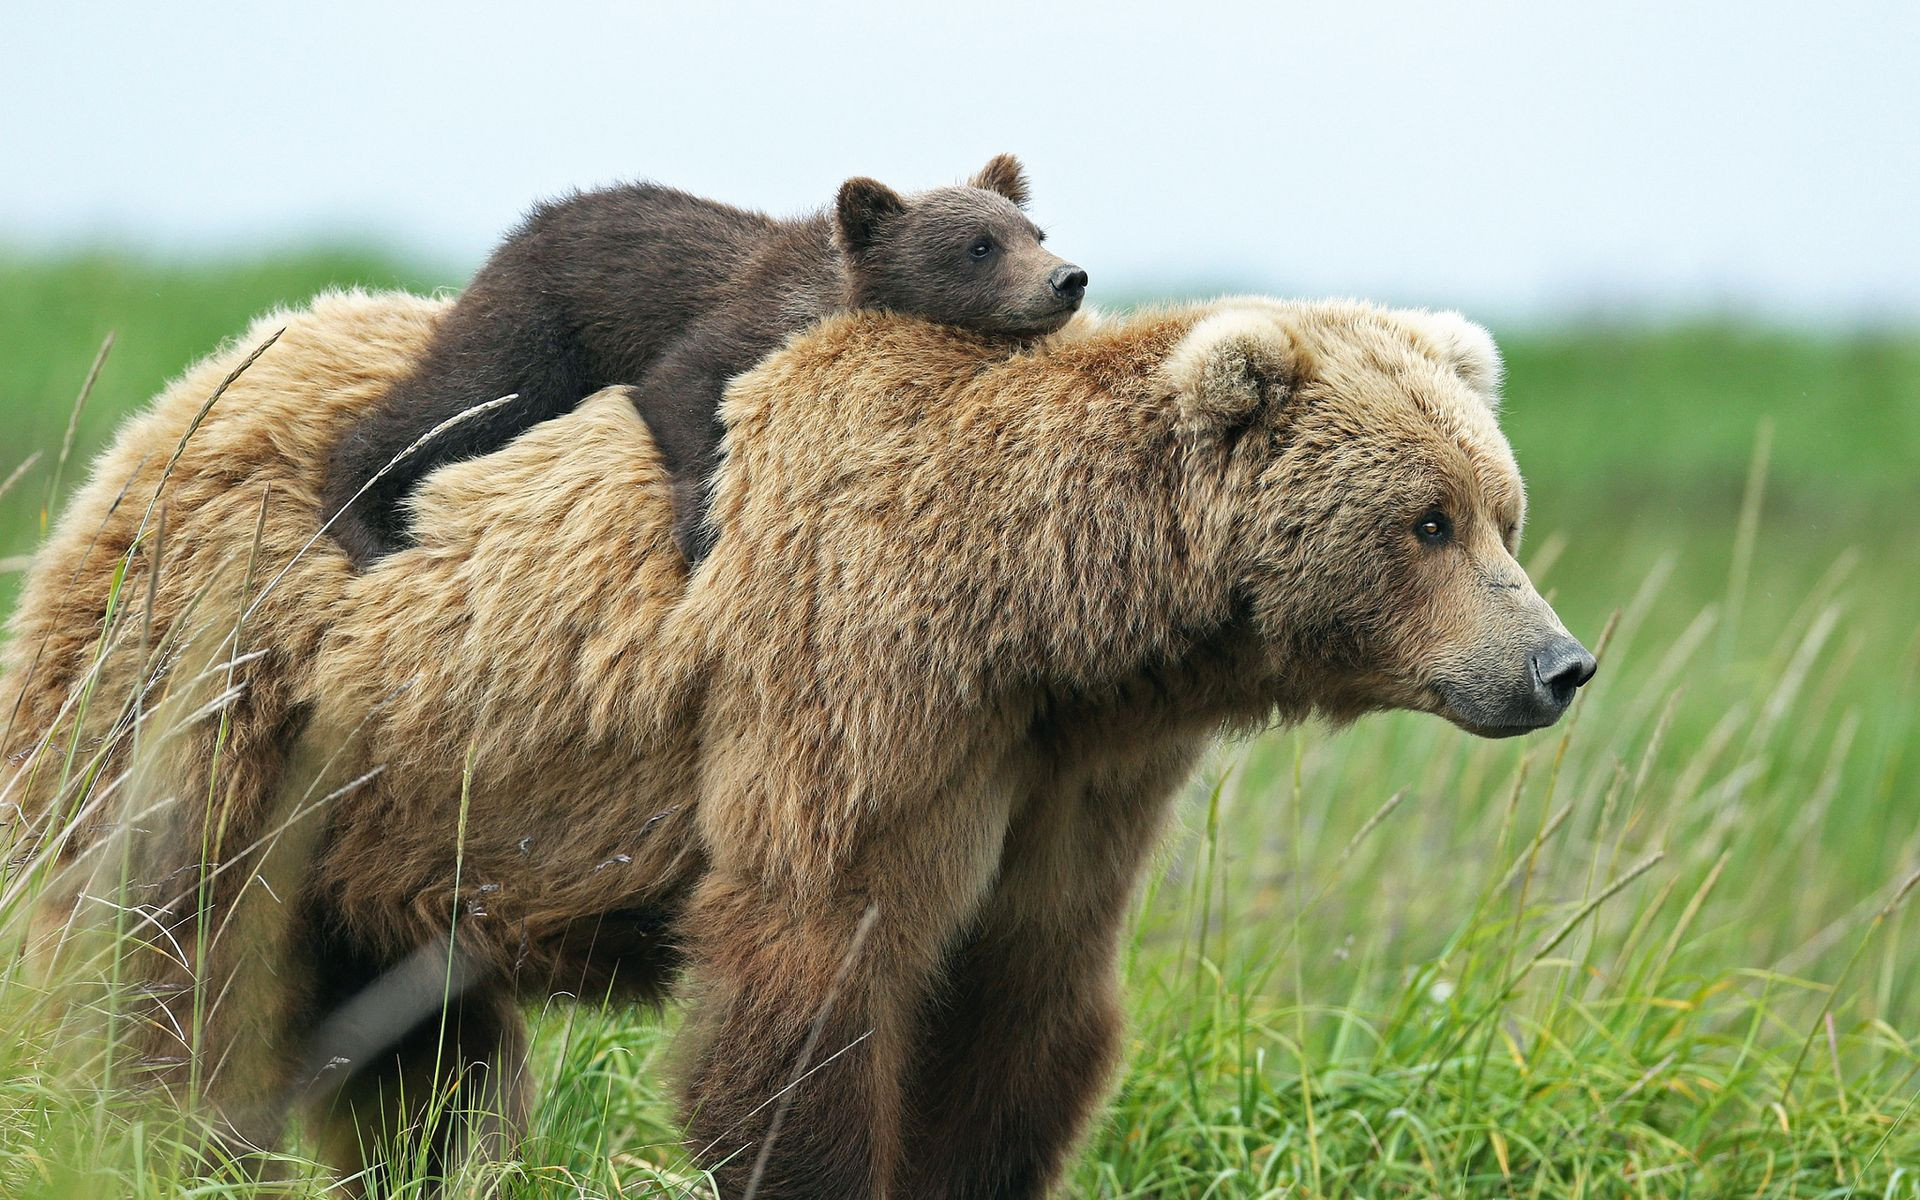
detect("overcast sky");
top-left (6, 0), bottom-right (1916, 324)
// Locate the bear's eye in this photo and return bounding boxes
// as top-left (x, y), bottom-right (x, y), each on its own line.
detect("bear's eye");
top-left (969, 238), bottom-right (995, 260)
top-left (1413, 510), bottom-right (1453, 546)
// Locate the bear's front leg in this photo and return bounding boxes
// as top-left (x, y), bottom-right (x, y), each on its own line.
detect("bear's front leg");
top-left (677, 792), bottom-right (1010, 1199)
top-left (896, 750), bottom-right (1196, 1199)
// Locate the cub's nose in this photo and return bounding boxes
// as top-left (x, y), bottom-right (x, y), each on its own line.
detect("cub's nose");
top-left (1050, 265), bottom-right (1088, 301)
top-left (1532, 636), bottom-right (1598, 709)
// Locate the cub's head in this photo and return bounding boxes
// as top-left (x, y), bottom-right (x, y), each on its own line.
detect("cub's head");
top-left (834, 154), bottom-right (1086, 337)
top-left (1166, 301), bottom-right (1595, 737)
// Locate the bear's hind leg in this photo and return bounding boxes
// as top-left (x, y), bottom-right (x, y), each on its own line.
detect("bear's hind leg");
top-left (307, 983), bottom-right (530, 1196)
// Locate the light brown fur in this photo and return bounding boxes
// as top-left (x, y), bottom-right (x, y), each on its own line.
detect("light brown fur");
top-left (1, 288), bottom-right (1583, 1197)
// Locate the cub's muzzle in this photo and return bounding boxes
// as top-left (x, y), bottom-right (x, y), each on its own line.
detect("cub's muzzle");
top-left (1049, 264), bottom-right (1089, 302)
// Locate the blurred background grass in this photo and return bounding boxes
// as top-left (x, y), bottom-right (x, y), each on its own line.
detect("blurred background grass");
top-left (7, 248), bottom-right (1919, 624)
top-left (8, 250), bottom-right (1917, 514)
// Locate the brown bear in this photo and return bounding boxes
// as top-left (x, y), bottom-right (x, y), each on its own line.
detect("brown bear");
top-left (0, 290), bottom-right (1593, 1198)
top-left (320, 154), bottom-right (1086, 569)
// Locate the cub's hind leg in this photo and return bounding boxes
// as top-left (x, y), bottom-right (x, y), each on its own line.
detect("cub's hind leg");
top-left (322, 296), bottom-right (587, 568)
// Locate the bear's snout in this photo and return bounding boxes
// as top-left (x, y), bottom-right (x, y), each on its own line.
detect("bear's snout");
top-left (1050, 264), bottom-right (1089, 302)
top-left (1530, 634), bottom-right (1598, 713)
top-left (1434, 628), bottom-right (1598, 738)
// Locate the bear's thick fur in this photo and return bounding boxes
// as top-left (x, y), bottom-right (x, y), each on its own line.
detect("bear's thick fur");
top-left (321, 154), bottom-right (1086, 568)
top-left (1, 289), bottom-right (1589, 1197)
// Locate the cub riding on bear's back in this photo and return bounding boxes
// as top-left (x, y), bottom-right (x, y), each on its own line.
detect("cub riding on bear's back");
top-left (322, 154), bottom-right (1086, 566)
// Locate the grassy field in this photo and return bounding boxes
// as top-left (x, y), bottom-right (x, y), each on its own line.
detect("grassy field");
top-left (2, 251), bottom-right (1918, 1196)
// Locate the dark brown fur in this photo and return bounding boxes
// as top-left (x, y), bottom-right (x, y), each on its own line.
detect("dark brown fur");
top-left (320, 155), bottom-right (1084, 566)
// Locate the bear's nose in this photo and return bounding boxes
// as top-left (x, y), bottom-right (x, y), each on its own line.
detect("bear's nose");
top-left (1050, 265), bottom-right (1088, 301)
top-left (1531, 636), bottom-right (1598, 708)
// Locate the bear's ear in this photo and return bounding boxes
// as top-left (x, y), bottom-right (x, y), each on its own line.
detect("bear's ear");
top-left (968, 153), bottom-right (1031, 207)
top-left (1403, 309), bottom-right (1504, 405)
top-left (834, 177), bottom-right (907, 255)
top-left (1164, 309), bottom-right (1300, 438)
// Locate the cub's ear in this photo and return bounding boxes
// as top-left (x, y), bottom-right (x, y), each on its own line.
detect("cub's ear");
top-left (834, 177), bottom-right (907, 254)
top-left (1403, 309), bottom-right (1504, 405)
top-left (968, 153), bottom-right (1031, 207)
top-left (1164, 309), bottom-right (1300, 438)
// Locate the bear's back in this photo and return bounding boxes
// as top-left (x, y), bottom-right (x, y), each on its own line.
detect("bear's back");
top-left (0, 290), bottom-right (449, 836)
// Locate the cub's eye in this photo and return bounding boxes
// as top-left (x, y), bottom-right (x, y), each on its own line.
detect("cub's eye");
top-left (1413, 510), bottom-right (1453, 545)
top-left (969, 238), bottom-right (995, 260)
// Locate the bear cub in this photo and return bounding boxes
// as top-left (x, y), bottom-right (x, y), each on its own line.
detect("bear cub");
top-left (321, 154), bottom-right (1087, 567)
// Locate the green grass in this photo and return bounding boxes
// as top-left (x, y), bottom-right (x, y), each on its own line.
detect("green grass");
top-left (2, 250), bottom-right (1919, 1196)
top-left (0, 249), bottom-right (454, 602)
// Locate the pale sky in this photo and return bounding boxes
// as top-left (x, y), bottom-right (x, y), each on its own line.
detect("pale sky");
top-left (5, 0), bottom-right (1917, 324)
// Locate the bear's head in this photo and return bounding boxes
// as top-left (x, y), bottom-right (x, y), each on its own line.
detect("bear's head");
top-left (1166, 300), bottom-right (1596, 737)
top-left (834, 154), bottom-right (1087, 337)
